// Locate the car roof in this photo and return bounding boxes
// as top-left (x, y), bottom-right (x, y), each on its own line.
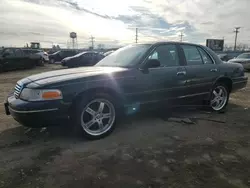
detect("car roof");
top-left (137, 41), bottom-right (197, 45)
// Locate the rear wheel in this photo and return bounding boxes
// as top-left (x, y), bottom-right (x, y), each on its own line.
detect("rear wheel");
top-left (209, 83), bottom-right (229, 112)
top-left (74, 93), bottom-right (118, 139)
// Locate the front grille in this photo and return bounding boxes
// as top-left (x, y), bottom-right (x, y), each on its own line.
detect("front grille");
top-left (14, 83), bottom-right (23, 98)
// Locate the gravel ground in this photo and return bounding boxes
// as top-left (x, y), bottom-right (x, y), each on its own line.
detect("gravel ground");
top-left (0, 65), bottom-right (250, 188)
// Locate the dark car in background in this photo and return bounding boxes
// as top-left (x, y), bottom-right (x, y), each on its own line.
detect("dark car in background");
top-left (217, 54), bottom-right (232, 62)
top-left (61, 51), bottom-right (105, 68)
top-left (0, 48), bottom-right (39, 72)
top-left (49, 50), bottom-right (78, 64)
top-left (228, 53), bottom-right (250, 70)
top-left (4, 42), bottom-right (247, 139)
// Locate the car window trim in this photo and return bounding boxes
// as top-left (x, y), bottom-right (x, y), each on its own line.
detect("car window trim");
top-left (197, 47), bottom-right (205, 64)
top-left (200, 46), bottom-right (216, 64)
top-left (197, 46), bottom-right (215, 65)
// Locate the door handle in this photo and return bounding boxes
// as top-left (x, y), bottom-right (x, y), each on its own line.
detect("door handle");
top-left (210, 68), bottom-right (218, 72)
top-left (177, 71), bottom-right (186, 76)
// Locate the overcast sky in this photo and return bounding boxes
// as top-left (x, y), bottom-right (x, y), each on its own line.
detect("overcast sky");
top-left (0, 0), bottom-right (250, 48)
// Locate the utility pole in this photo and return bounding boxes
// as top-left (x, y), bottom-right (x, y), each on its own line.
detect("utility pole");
top-left (135, 28), bottom-right (138, 43)
top-left (179, 32), bottom-right (184, 42)
top-left (234, 27), bottom-right (240, 51)
top-left (90, 36), bottom-right (95, 49)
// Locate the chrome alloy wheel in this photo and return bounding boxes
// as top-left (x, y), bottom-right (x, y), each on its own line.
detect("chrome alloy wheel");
top-left (210, 86), bottom-right (228, 111)
top-left (80, 98), bottom-right (115, 136)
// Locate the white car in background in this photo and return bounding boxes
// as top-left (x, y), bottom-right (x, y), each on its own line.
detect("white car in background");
top-left (23, 49), bottom-right (49, 63)
top-left (228, 53), bottom-right (250, 70)
top-left (35, 50), bottom-right (49, 62)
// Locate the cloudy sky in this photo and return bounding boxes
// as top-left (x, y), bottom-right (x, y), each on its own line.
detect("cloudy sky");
top-left (0, 0), bottom-right (250, 48)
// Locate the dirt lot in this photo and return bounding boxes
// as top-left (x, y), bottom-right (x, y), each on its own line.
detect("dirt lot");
top-left (0, 65), bottom-right (250, 188)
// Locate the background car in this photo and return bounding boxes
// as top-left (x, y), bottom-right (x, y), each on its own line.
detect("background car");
top-left (61, 51), bottom-right (105, 68)
top-left (0, 48), bottom-right (38, 72)
top-left (217, 54), bottom-right (232, 62)
top-left (23, 49), bottom-right (48, 65)
top-left (35, 50), bottom-right (49, 63)
top-left (49, 50), bottom-right (78, 64)
top-left (5, 42), bottom-right (247, 140)
top-left (228, 53), bottom-right (250, 70)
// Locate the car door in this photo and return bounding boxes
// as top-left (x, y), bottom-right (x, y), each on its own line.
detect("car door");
top-left (180, 44), bottom-right (219, 97)
top-left (133, 44), bottom-right (187, 106)
top-left (14, 48), bottom-right (28, 68)
top-left (2, 48), bottom-right (16, 70)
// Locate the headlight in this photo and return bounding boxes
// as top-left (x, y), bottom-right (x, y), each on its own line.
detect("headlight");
top-left (20, 88), bottom-right (62, 101)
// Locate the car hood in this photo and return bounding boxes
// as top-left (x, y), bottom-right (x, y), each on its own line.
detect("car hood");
top-left (229, 58), bottom-right (250, 63)
top-left (18, 66), bottom-right (129, 87)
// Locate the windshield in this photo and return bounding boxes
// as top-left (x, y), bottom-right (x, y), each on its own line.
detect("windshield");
top-left (96, 44), bottom-right (151, 67)
top-left (237, 53), bottom-right (250, 59)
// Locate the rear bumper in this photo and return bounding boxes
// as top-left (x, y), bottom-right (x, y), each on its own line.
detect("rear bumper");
top-left (232, 76), bottom-right (248, 92)
top-left (5, 96), bottom-right (70, 127)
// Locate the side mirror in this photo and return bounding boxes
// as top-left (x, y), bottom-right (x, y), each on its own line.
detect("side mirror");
top-left (145, 59), bottom-right (160, 69)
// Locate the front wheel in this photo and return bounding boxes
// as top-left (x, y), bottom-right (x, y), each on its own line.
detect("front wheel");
top-left (74, 93), bottom-right (118, 139)
top-left (37, 58), bottom-right (44, 66)
top-left (209, 83), bottom-right (229, 112)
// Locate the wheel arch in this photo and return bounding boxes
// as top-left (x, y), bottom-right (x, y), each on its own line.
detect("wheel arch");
top-left (69, 87), bottom-right (124, 116)
top-left (213, 76), bottom-right (233, 93)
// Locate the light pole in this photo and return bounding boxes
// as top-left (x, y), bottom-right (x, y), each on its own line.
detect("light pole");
top-left (234, 27), bottom-right (240, 51)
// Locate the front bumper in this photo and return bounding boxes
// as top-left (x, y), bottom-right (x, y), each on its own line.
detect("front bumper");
top-left (4, 95), bottom-right (70, 127)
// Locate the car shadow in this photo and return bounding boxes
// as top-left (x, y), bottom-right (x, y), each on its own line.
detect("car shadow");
top-left (0, 102), bottom-right (247, 149)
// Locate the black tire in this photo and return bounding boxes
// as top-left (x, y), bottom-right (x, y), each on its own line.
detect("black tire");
top-left (73, 93), bottom-right (119, 140)
top-left (0, 64), bottom-right (3, 73)
top-left (36, 58), bottom-right (44, 66)
top-left (208, 82), bottom-right (229, 112)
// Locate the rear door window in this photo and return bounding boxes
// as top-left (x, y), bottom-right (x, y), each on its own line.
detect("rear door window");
top-left (181, 45), bottom-right (203, 65)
